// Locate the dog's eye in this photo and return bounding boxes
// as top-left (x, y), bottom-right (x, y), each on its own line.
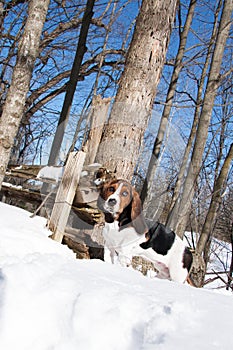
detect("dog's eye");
top-left (121, 191), bottom-right (129, 197)
top-left (108, 186), bottom-right (115, 193)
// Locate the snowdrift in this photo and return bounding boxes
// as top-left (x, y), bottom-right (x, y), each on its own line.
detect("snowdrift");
top-left (0, 202), bottom-right (232, 350)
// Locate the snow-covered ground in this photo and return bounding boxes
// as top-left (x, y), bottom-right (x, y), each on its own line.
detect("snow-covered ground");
top-left (0, 202), bottom-right (232, 350)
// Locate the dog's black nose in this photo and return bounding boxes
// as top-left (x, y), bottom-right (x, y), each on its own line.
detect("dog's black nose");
top-left (108, 198), bottom-right (117, 206)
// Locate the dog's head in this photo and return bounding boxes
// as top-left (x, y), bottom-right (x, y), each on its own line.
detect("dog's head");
top-left (97, 179), bottom-right (147, 234)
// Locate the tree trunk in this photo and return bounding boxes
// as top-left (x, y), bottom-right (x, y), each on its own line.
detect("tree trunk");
top-left (0, 0), bottom-right (50, 190)
top-left (47, 0), bottom-right (95, 166)
top-left (189, 252), bottom-right (206, 288)
top-left (197, 143), bottom-right (233, 255)
top-left (0, 1), bottom-right (3, 33)
top-left (171, 0), bottom-right (233, 237)
top-left (226, 226), bottom-right (233, 291)
top-left (141, 0), bottom-right (196, 204)
top-left (190, 144), bottom-right (233, 287)
top-left (166, 0), bottom-right (222, 231)
top-left (95, 0), bottom-right (177, 180)
top-left (83, 95), bottom-right (111, 165)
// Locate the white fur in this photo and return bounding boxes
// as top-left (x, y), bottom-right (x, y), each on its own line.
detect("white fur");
top-left (138, 236), bottom-right (189, 283)
top-left (102, 221), bottom-right (143, 266)
top-left (103, 222), bottom-right (188, 283)
top-left (103, 183), bottom-right (123, 216)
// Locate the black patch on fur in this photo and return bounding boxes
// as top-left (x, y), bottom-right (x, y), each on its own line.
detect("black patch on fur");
top-left (118, 202), bottom-right (133, 229)
top-left (104, 212), bottom-right (114, 223)
top-left (182, 247), bottom-right (193, 272)
top-left (140, 222), bottom-right (176, 256)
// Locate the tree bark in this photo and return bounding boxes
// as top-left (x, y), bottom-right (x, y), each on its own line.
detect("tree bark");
top-left (141, 0), bottom-right (196, 204)
top-left (0, 0), bottom-right (50, 190)
top-left (47, 0), bottom-right (95, 166)
top-left (83, 95), bottom-right (111, 165)
top-left (171, 0), bottom-right (233, 237)
top-left (226, 226), bottom-right (233, 290)
top-left (0, 1), bottom-right (3, 33)
top-left (189, 252), bottom-right (206, 288)
top-left (95, 0), bottom-right (177, 180)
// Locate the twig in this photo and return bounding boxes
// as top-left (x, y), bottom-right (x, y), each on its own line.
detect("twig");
top-left (30, 189), bottom-right (54, 218)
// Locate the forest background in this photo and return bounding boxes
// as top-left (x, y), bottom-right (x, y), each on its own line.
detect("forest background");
top-left (0, 0), bottom-right (232, 287)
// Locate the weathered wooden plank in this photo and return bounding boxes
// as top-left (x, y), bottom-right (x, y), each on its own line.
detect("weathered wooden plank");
top-left (83, 95), bottom-right (110, 165)
top-left (49, 151), bottom-right (86, 242)
top-left (6, 164), bottom-right (44, 179)
top-left (0, 183), bottom-right (102, 225)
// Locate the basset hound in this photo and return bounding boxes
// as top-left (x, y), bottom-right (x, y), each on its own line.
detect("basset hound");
top-left (97, 179), bottom-right (193, 283)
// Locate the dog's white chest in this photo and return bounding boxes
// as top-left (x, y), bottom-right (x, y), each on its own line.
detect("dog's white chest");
top-left (102, 222), bottom-right (143, 265)
top-left (103, 222), bottom-right (141, 250)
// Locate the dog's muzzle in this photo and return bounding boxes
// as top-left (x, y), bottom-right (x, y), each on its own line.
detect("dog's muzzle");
top-left (107, 198), bottom-right (117, 207)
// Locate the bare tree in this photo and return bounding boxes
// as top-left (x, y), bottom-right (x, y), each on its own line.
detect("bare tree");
top-left (95, 0), bottom-right (178, 180)
top-left (168, 0), bottom-right (233, 237)
top-left (0, 1), bottom-right (130, 164)
top-left (191, 143), bottom-right (233, 287)
top-left (141, 0), bottom-right (196, 205)
top-left (166, 0), bottom-right (223, 231)
top-left (0, 0), bottom-right (50, 189)
top-left (47, 0), bottom-right (95, 166)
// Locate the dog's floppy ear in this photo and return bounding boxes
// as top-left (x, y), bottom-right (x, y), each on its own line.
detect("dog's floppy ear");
top-left (131, 188), bottom-right (148, 235)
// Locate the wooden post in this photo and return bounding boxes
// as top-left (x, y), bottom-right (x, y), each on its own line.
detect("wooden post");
top-left (49, 151), bottom-right (86, 242)
top-left (83, 95), bottom-right (111, 165)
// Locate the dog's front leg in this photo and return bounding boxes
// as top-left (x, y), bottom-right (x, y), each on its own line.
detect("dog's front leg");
top-left (104, 246), bottom-right (118, 264)
top-left (117, 254), bottom-right (132, 267)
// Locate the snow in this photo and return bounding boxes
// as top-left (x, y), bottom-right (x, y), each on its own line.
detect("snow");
top-left (0, 202), bottom-right (233, 350)
top-left (36, 163), bottom-right (102, 183)
top-left (37, 166), bottom-right (63, 183)
top-left (2, 181), bottom-right (23, 190)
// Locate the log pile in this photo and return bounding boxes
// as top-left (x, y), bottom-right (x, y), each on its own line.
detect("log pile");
top-left (1, 163), bottom-right (104, 259)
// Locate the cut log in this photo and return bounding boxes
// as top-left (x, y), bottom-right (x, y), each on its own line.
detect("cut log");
top-left (49, 151), bottom-right (86, 242)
